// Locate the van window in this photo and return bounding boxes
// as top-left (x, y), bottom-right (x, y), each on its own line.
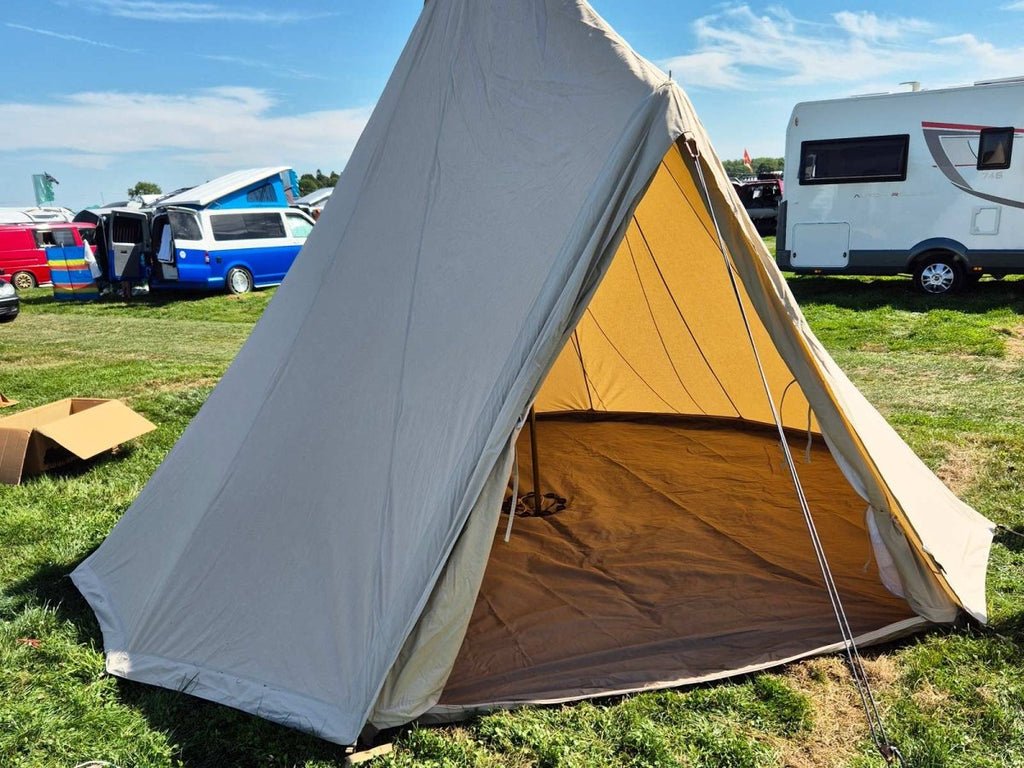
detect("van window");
top-left (211, 213), bottom-right (286, 241)
top-left (799, 134), bottom-right (909, 184)
top-left (169, 210), bottom-right (202, 241)
top-left (112, 216), bottom-right (145, 245)
top-left (285, 213), bottom-right (313, 239)
top-left (246, 184), bottom-right (277, 203)
top-left (34, 229), bottom-right (78, 247)
top-left (977, 127), bottom-right (1013, 170)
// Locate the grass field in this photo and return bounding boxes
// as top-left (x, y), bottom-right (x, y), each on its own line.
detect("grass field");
top-left (1, 272), bottom-right (1023, 768)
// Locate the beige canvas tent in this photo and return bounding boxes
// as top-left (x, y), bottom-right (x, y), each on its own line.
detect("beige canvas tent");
top-left (72, 0), bottom-right (994, 746)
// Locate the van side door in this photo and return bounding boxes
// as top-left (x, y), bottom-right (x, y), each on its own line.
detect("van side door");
top-left (107, 210), bottom-right (151, 281)
top-left (162, 207), bottom-right (206, 285)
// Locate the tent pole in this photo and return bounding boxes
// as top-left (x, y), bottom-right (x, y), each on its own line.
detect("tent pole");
top-left (529, 406), bottom-right (542, 513)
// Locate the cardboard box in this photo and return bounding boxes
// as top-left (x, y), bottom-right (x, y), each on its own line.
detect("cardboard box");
top-left (0, 398), bottom-right (156, 485)
top-left (0, 392), bottom-right (16, 408)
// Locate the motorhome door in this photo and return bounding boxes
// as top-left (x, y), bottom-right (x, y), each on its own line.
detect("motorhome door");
top-left (789, 222), bottom-right (851, 269)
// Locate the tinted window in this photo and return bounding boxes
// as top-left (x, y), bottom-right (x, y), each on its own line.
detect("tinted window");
top-left (285, 214), bottom-right (313, 239)
top-left (977, 127), bottom-right (1013, 170)
top-left (168, 210), bottom-right (202, 240)
top-left (211, 213), bottom-right (286, 241)
top-left (246, 183), bottom-right (276, 203)
top-left (799, 134), bottom-right (909, 184)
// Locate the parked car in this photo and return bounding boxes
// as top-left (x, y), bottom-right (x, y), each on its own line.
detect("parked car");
top-left (733, 176), bottom-right (783, 235)
top-left (0, 280), bottom-right (19, 321)
top-left (0, 222), bottom-right (97, 289)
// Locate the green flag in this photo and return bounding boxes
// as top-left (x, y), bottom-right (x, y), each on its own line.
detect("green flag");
top-left (32, 172), bottom-right (58, 205)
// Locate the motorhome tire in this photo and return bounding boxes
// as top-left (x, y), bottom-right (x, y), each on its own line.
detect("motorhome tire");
top-left (226, 267), bottom-right (253, 295)
top-left (12, 271), bottom-right (36, 290)
top-left (913, 254), bottom-right (964, 295)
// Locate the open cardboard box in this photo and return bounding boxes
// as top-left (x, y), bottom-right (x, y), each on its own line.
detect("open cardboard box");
top-left (0, 398), bottom-right (156, 485)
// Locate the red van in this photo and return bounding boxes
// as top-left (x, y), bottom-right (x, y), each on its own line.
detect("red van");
top-left (0, 223), bottom-right (96, 290)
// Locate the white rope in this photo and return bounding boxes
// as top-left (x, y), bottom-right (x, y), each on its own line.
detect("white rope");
top-left (684, 136), bottom-right (903, 765)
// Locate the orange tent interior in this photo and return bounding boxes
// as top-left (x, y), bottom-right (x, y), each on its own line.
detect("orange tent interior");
top-left (439, 144), bottom-right (915, 708)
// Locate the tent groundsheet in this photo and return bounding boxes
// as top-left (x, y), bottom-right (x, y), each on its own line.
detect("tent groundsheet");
top-left (437, 415), bottom-right (919, 711)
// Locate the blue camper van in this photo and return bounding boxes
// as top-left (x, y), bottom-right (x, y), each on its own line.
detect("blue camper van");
top-left (78, 168), bottom-right (315, 294)
top-left (147, 167), bottom-right (315, 293)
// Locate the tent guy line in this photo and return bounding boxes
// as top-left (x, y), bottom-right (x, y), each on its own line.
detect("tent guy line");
top-left (688, 132), bottom-right (904, 764)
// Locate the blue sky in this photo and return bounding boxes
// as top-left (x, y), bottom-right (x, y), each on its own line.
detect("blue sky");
top-left (2, 0), bottom-right (1023, 210)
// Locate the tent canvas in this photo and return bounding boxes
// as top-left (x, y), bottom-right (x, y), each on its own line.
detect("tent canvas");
top-left (72, 0), bottom-right (993, 746)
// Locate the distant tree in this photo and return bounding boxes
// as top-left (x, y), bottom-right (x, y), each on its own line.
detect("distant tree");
top-left (722, 157), bottom-right (784, 178)
top-left (298, 173), bottom-right (320, 196)
top-left (298, 170), bottom-right (342, 196)
top-left (722, 159), bottom-right (748, 178)
top-left (127, 181), bottom-right (162, 198)
top-left (754, 157), bottom-right (784, 174)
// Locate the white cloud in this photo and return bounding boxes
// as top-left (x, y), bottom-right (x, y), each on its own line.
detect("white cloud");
top-left (82, 1), bottom-right (323, 23)
top-left (5, 22), bottom-right (140, 52)
top-left (198, 54), bottom-right (323, 81)
top-left (932, 33), bottom-right (1024, 75)
top-left (1002, 1), bottom-right (1024, 9)
top-left (833, 11), bottom-right (933, 41)
top-left (45, 154), bottom-right (118, 170)
top-left (0, 87), bottom-right (371, 173)
top-left (659, 5), bottom-right (1010, 93)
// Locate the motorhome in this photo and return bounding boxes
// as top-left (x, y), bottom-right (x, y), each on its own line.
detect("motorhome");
top-left (777, 77), bottom-right (1024, 294)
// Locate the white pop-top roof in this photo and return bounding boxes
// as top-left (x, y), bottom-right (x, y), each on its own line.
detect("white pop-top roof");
top-left (157, 166), bottom-right (291, 207)
top-left (294, 186), bottom-right (334, 206)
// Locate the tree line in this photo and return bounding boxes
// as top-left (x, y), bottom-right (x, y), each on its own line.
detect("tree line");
top-left (721, 156), bottom-right (783, 178)
top-left (298, 170), bottom-right (340, 196)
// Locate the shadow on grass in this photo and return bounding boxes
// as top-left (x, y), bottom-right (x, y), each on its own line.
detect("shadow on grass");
top-left (19, 289), bottom-right (237, 311)
top-left (785, 275), bottom-right (1024, 314)
top-left (4, 552), bottom-right (354, 767)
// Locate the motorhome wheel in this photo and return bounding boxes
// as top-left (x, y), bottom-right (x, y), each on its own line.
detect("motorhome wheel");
top-left (913, 255), bottom-right (963, 295)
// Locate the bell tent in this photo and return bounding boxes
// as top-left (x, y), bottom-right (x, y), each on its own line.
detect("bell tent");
top-left (72, 0), bottom-right (994, 746)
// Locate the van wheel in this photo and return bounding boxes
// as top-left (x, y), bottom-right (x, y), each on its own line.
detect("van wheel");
top-left (12, 271), bottom-right (36, 290)
top-left (226, 267), bottom-right (253, 295)
top-left (913, 254), bottom-right (964, 295)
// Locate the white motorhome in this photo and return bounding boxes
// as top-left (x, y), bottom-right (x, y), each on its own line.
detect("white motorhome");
top-left (777, 77), bottom-right (1024, 294)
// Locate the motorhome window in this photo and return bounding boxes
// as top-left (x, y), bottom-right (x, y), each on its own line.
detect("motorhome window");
top-left (977, 127), bottom-right (1013, 170)
top-left (285, 213), bottom-right (313, 239)
top-left (211, 213), bottom-right (286, 241)
top-left (112, 217), bottom-right (144, 244)
top-left (799, 134), bottom-right (909, 184)
top-left (246, 184), bottom-right (276, 203)
top-left (168, 210), bottom-right (202, 241)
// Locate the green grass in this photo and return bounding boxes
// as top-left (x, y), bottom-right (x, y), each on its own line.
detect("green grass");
top-left (2, 272), bottom-right (1024, 767)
